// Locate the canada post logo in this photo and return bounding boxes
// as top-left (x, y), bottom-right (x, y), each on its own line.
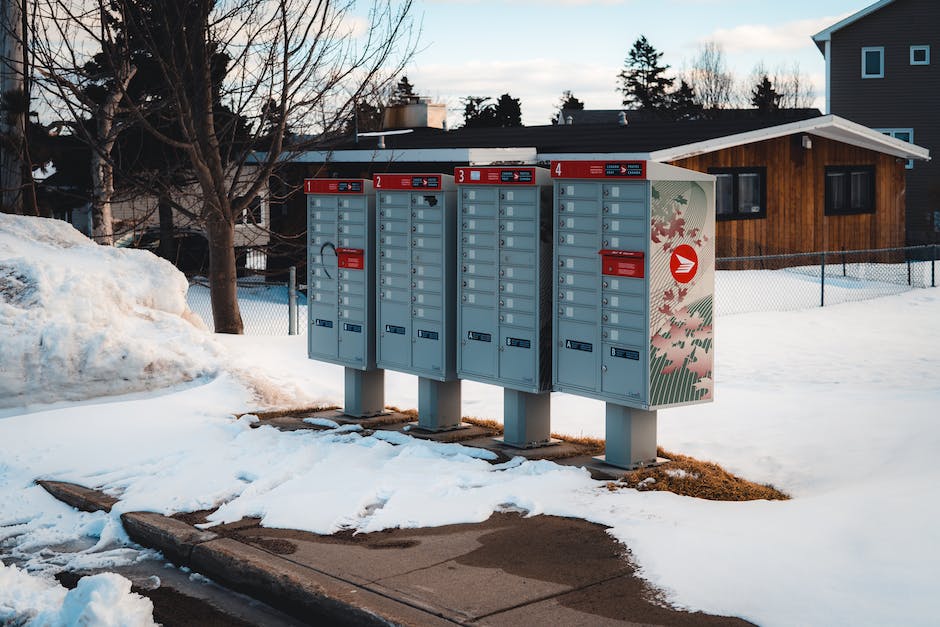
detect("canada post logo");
top-left (669, 245), bottom-right (698, 284)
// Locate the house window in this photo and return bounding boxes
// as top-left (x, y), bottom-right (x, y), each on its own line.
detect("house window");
top-left (825, 166), bottom-right (875, 215)
top-left (709, 168), bottom-right (766, 220)
top-left (239, 194), bottom-right (265, 226)
top-left (862, 47), bottom-right (884, 78)
top-left (876, 128), bottom-right (915, 169)
top-left (910, 45), bottom-right (930, 65)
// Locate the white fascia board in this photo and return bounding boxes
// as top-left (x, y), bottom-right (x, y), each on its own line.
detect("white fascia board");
top-left (285, 147), bottom-right (537, 165)
top-left (650, 115), bottom-right (930, 163)
top-left (646, 161), bottom-right (716, 182)
top-left (812, 0), bottom-right (894, 46)
top-left (538, 152), bottom-right (650, 162)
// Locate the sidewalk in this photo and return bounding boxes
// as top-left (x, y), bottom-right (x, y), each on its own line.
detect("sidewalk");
top-left (37, 413), bottom-right (754, 626)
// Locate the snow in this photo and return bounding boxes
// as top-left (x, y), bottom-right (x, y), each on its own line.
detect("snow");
top-left (2, 215), bottom-right (939, 626)
top-left (0, 562), bottom-right (155, 627)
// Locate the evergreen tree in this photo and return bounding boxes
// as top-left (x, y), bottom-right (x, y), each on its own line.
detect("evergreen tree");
top-left (751, 74), bottom-right (781, 113)
top-left (460, 96), bottom-right (496, 128)
top-left (493, 93), bottom-right (522, 127)
top-left (553, 90), bottom-right (584, 123)
top-left (668, 80), bottom-right (703, 121)
top-left (617, 36), bottom-right (674, 111)
top-left (389, 76), bottom-right (416, 105)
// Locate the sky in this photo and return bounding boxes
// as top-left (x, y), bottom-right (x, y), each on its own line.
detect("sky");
top-left (399, 0), bottom-right (871, 126)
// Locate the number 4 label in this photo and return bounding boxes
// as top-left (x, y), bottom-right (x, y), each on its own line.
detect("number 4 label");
top-left (554, 162), bottom-right (562, 176)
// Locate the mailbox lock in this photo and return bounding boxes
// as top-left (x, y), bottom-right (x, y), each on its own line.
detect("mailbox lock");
top-left (380, 251), bottom-right (385, 257)
top-left (380, 224), bottom-right (385, 231)
top-left (602, 331), bottom-right (609, 339)
top-left (499, 315), bottom-right (505, 322)
top-left (603, 298), bottom-right (609, 305)
top-left (499, 285), bottom-right (505, 292)
top-left (499, 239), bottom-right (505, 246)
top-left (558, 276), bottom-right (565, 284)
top-left (559, 220), bottom-right (565, 227)
top-left (603, 314), bottom-right (609, 322)
top-left (412, 296), bottom-right (417, 302)
top-left (602, 281), bottom-right (609, 288)
top-left (412, 267), bottom-right (417, 274)
top-left (602, 365), bottom-right (608, 372)
top-left (462, 265), bottom-right (468, 272)
top-left (559, 236), bottom-right (565, 244)
top-left (603, 240), bottom-right (609, 247)
top-left (411, 282), bottom-right (417, 288)
top-left (412, 225), bottom-right (417, 232)
top-left (462, 237), bottom-right (468, 243)
top-left (462, 295), bottom-right (467, 302)
top-left (499, 300), bottom-right (505, 306)
top-left (558, 307), bottom-right (564, 314)
top-left (499, 224), bottom-right (505, 231)
top-left (499, 269), bottom-right (505, 277)
top-left (380, 278), bottom-right (385, 285)
top-left (412, 240), bottom-right (417, 246)
top-left (462, 222), bottom-right (468, 228)
top-left (462, 281), bottom-right (468, 287)
top-left (603, 223), bottom-right (609, 231)
top-left (558, 260), bottom-right (564, 267)
top-left (603, 206), bottom-right (609, 214)
top-left (603, 190), bottom-right (610, 197)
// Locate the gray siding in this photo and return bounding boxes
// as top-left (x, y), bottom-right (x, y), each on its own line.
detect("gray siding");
top-left (828, 0), bottom-right (939, 245)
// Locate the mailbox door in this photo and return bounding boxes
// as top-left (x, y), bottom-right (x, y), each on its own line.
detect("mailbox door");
top-left (376, 191), bottom-right (412, 370)
top-left (308, 197), bottom-right (340, 362)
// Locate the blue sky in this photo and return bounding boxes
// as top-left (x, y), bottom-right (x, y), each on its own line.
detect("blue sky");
top-left (399, 0), bottom-right (870, 125)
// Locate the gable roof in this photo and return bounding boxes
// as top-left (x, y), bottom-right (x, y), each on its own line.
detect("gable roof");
top-left (287, 112), bottom-right (928, 164)
top-left (812, 0), bottom-right (895, 53)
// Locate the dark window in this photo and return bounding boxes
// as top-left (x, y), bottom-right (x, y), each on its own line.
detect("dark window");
top-left (862, 47), bottom-right (884, 78)
top-left (240, 195), bottom-right (264, 225)
top-left (825, 166), bottom-right (875, 215)
top-left (708, 168), bottom-right (766, 220)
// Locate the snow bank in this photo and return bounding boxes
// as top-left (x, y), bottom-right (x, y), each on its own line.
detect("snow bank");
top-left (0, 562), bottom-right (155, 626)
top-left (0, 214), bottom-right (221, 407)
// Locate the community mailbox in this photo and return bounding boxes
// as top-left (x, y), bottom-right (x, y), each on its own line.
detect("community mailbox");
top-left (374, 173), bottom-right (460, 430)
top-left (455, 166), bottom-right (554, 447)
top-left (550, 160), bottom-right (715, 468)
top-left (306, 178), bottom-right (384, 417)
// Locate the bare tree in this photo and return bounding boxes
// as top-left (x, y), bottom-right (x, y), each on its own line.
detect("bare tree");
top-left (115, 0), bottom-right (416, 333)
top-left (30, 0), bottom-right (139, 244)
top-left (773, 62), bottom-right (815, 109)
top-left (682, 41), bottom-right (734, 111)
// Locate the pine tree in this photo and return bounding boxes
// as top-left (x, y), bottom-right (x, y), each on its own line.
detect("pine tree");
top-left (668, 81), bottom-right (703, 121)
top-left (493, 93), bottom-right (522, 127)
top-left (461, 96), bottom-right (496, 128)
top-left (553, 90), bottom-right (584, 123)
top-left (617, 36), bottom-right (674, 111)
top-left (751, 75), bottom-right (781, 113)
top-left (389, 76), bottom-right (416, 105)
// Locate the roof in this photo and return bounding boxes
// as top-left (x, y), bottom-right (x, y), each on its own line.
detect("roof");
top-left (286, 111), bottom-right (928, 164)
top-left (558, 108), bottom-right (822, 125)
top-left (812, 0), bottom-right (895, 53)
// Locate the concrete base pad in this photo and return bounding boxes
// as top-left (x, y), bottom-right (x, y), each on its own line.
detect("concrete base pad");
top-left (303, 408), bottom-right (409, 429)
top-left (493, 436), bottom-right (562, 450)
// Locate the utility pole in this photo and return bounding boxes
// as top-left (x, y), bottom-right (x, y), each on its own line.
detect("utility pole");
top-left (0, 0), bottom-right (25, 214)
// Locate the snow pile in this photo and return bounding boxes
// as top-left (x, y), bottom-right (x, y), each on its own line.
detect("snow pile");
top-left (0, 214), bottom-right (221, 407)
top-left (0, 562), bottom-right (155, 626)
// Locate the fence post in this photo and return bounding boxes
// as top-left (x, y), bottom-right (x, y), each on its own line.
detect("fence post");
top-left (842, 248), bottom-right (847, 277)
top-left (907, 256), bottom-right (912, 287)
top-left (288, 266), bottom-right (298, 335)
top-left (933, 245), bottom-right (937, 288)
top-left (820, 252), bottom-right (826, 307)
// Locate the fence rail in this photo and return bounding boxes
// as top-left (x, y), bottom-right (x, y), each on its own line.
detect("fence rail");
top-left (185, 247), bottom-right (939, 335)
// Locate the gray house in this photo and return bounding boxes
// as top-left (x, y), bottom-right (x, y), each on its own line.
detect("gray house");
top-left (813, 0), bottom-right (939, 245)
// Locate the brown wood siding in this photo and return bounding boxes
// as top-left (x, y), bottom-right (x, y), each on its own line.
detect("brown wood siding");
top-left (669, 134), bottom-right (906, 257)
top-left (827, 0), bottom-right (939, 244)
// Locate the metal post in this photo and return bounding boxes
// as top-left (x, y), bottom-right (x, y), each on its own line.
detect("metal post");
top-left (416, 377), bottom-right (462, 432)
top-left (343, 367), bottom-right (385, 418)
top-left (288, 266), bottom-right (298, 335)
top-left (907, 257), bottom-right (912, 286)
top-left (932, 245), bottom-right (936, 288)
top-left (820, 251), bottom-right (826, 307)
top-left (842, 248), bottom-right (847, 277)
top-left (602, 404), bottom-right (658, 470)
top-left (501, 390), bottom-right (552, 448)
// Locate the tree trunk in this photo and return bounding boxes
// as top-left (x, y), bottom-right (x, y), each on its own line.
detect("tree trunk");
top-left (157, 193), bottom-right (174, 262)
top-left (89, 147), bottom-right (115, 245)
top-left (206, 211), bottom-right (244, 334)
top-left (0, 0), bottom-right (24, 215)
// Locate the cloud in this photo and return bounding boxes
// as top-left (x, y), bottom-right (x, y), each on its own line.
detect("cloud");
top-left (703, 15), bottom-right (851, 53)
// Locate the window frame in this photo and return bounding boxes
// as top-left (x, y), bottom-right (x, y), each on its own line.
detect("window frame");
top-left (708, 167), bottom-right (767, 221)
top-left (910, 45), bottom-right (930, 66)
top-left (824, 165), bottom-right (876, 216)
top-left (875, 128), bottom-right (915, 169)
top-left (861, 46), bottom-right (885, 78)
top-left (238, 193), bottom-right (267, 227)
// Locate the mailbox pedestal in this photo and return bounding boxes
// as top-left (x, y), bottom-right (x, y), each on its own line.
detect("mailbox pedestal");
top-left (374, 174), bottom-right (461, 431)
top-left (306, 179), bottom-right (384, 418)
top-left (455, 167), bottom-right (554, 448)
top-left (550, 161), bottom-right (716, 468)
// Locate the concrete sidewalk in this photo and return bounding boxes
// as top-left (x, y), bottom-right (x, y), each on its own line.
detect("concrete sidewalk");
top-left (40, 480), bottom-right (752, 626)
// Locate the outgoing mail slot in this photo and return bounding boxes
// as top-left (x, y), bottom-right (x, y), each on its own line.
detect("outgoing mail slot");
top-left (337, 248), bottom-right (365, 270)
top-left (600, 250), bottom-right (644, 279)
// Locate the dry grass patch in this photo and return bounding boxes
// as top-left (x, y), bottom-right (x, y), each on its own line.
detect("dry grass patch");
top-left (237, 405), bottom-right (339, 420)
top-left (611, 448), bottom-right (790, 502)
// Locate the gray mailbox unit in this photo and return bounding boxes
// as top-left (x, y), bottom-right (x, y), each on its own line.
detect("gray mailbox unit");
top-left (374, 173), bottom-right (460, 431)
top-left (306, 178), bottom-right (384, 417)
top-left (550, 160), bottom-right (716, 468)
top-left (455, 166), bottom-right (553, 447)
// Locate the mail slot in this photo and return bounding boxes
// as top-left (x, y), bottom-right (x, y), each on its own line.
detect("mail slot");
top-left (551, 160), bottom-right (716, 410)
top-left (600, 249), bottom-right (644, 279)
top-left (337, 248), bottom-right (365, 270)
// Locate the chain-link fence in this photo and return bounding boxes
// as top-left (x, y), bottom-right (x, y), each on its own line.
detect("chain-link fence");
top-left (716, 245), bottom-right (938, 315)
top-left (187, 272), bottom-right (307, 335)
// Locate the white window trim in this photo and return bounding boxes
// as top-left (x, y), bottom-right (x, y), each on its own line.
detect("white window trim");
top-left (910, 45), bottom-right (930, 66)
top-left (862, 46), bottom-right (885, 78)
top-left (239, 192), bottom-right (268, 227)
top-left (875, 128), bottom-right (915, 169)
